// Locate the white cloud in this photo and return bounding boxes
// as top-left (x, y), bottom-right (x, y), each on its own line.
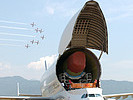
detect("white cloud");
top-left (28, 55), bottom-right (57, 70)
top-left (40, 0), bottom-right (78, 17)
top-left (0, 62), bottom-right (11, 70)
top-left (46, 6), bottom-right (55, 15)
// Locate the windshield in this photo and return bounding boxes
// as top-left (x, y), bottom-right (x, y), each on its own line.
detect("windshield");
top-left (96, 94), bottom-right (101, 97)
top-left (81, 94), bottom-right (102, 98)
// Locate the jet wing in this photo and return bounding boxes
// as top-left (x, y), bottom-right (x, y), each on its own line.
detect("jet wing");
top-left (103, 93), bottom-right (133, 99)
top-left (0, 96), bottom-right (54, 100)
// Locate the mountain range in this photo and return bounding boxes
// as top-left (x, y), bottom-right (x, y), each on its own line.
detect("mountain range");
top-left (0, 76), bottom-right (41, 96)
top-left (0, 76), bottom-right (133, 100)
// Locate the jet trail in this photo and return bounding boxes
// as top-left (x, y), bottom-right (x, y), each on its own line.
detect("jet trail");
top-left (0, 25), bottom-right (33, 31)
top-left (0, 38), bottom-right (26, 42)
top-left (0, 20), bottom-right (27, 25)
top-left (0, 32), bottom-right (35, 38)
top-left (0, 43), bottom-right (22, 47)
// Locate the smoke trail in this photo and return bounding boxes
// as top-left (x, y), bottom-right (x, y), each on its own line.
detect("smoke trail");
top-left (0, 25), bottom-right (33, 31)
top-left (0, 43), bottom-right (22, 47)
top-left (0, 20), bottom-right (27, 25)
top-left (0, 38), bottom-right (26, 42)
top-left (0, 32), bottom-right (35, 38)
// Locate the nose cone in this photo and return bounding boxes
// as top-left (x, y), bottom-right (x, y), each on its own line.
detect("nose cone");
top-left (67, 51), bottom-right (86, 73)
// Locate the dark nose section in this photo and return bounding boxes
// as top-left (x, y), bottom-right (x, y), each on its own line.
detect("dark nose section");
top-left (56, 48), bottom-right (101, 82)
top-left (66, 51), bottom-right (86, 76)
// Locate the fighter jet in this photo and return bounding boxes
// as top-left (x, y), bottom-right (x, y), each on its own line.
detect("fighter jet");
top-left (30, 40), bottom-right (34, 44)
top-left (41, 35), bottom-right (45, 40)
top-left (35, 28), bottom-right (39, 33)
top-left (25, 44), bottom-right (30, 48)
top-left (39, 29), bottom-right (43, 33)
top-left (30, 22), bottom-right (36, 27)
top-left (35, 41), bottom-right (39, 45)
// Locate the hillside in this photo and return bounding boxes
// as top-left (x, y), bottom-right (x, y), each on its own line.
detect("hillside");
top-left (0, 76), bottom-right (41, 96)
top-left (101, 80), bottom-right (133, 95)
top-left (0, 76), bottom-right (133, 100)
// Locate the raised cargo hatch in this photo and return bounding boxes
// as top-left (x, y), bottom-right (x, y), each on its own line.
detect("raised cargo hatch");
top-left (67, 1), bottom-right (108, 54)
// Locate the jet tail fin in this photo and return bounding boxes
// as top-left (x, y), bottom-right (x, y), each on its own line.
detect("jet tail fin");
top-left (17, 82), bottom-right (20, 96)
top-left (45, 60), bottom-right (47, 70)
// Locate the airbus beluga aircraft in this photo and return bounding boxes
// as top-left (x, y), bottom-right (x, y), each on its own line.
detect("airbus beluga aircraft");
top-left (0, 0), bottom-right (133, 100)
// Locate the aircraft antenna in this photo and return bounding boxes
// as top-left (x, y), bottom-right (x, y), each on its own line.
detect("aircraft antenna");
top-left (45, 60), bottom-right (47, 70)
top-left (17, 82), bottom-right (20, 96)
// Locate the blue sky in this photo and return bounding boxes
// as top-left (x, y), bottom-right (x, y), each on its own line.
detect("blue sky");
top-left (0, 0), bottom-right (133, 81)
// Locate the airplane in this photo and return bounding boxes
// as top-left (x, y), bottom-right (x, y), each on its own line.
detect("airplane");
top-left (35, 41), bottom-right (39, 45)
top-left (39, 29), bottom-right (43, 33)
top-left (41, 35), bottom-right (45, 40)
top-left (30, 40), bottom-right (34, 44)
top-left (0, 1), bottom-right (133, 100)
top-left (35, 28), bottom-right (39, 33)
top-left (25, 44), bottom-right (30, 48)
top-left (30, 22), bottom-right (36, 27)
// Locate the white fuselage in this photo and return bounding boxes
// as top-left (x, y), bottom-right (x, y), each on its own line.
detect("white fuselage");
top-left (40, 62), bottom-right (64, 97)
top-left (40, 62), bottom-right (104, 100)
top-left (40, 1), bottom-right (108, 99)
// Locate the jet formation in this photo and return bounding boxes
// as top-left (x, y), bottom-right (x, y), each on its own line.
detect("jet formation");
top-left (0, 21), bottom-right (45, 48)
top-left (30, 22), bottom-right (36, 27)
top-left (25, 44), bottom-right (30, 48)
top-left (25, 22), bottom-right (45, 48)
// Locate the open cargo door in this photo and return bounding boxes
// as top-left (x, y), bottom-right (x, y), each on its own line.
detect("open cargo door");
top-left (58, 1), bottom-right (108, 55)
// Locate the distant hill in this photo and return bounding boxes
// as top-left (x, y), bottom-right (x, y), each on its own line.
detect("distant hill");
top-left (0, 76), bottom-right (133, 99)
top-left (101, 80), bottom-right (133, 95)
top-left (0, 76), bottom-right (41, 96)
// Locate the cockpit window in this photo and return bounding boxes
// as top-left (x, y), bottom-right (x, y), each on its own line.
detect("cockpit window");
top-left (81, 94), bottom-right (101, 98)
top-left (89, 94), bottom-right (95, 97)
top-left (96, 94), bottom-right (101, 97)
top-left (81, 94), bottom-right (88, 98)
